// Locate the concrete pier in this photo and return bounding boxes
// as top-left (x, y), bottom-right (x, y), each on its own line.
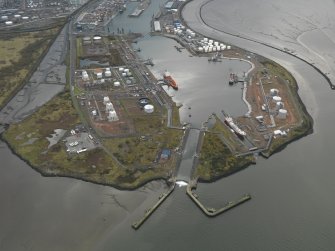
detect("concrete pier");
top-left (186, 179), bottom-right (251, 217)
top-left (132, 182), bottom-right (175, 230)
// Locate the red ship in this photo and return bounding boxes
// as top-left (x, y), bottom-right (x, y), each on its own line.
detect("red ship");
top-left (163, 71), bottom-right (178, 90)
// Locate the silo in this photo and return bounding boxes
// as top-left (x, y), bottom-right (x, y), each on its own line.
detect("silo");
top-left (144, 104), bottom-right (154, 113)
top-left (114, 81), bottom-right (120, 87)
top-left (227, 45), bottom-right (231, 49)
top-left (277, 109), bottom-right (287, 119)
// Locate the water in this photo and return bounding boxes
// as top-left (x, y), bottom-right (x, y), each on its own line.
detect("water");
top-left (2, 0), bottom-right (335, 250)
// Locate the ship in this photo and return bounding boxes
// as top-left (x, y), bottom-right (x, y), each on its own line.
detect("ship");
top-left (163, 71), bottom-right (178, 90)
top-left (228, 73), bottom-right (236, 85)
top-left (222, 110), bottom-right (246, 138)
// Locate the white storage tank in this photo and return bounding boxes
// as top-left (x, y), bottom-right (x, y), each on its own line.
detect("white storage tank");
top-left (208, 39), bottom-right (213, 44)
top-left (213, 47), bottom-right (217, 52)
top-left (270, 88), bottom-right (279, 96)
top-left (198, 47), bottom-right (204, 52)
top-left (92, 110), bottom-right (97, 116)
top-left (114, 81), bottom-right (120, 87)
top-left (227, 45), bottom-right (231, 50)
top-left (272, 96), bottom-right (282, 102)
top-left (108, 110), bottom-right (119, 121)
top-left (208, 47), bottom-right (213, 52)
top-left (204, 37), bottom-right (208, 42)
top-left (14, 14), bottom-right (21, 19)
top-left (1, 16), bottom-right (8, 20)
top-left (214, 41), bottom-right (219, 46)
top-left (277, 109), bottom-right (287, 119)
top-left (122, 72), bottom-right (127, 77)
top-left (276, 101), bottom-right (284, 110)
top-left (5, 21), bottom-right (13, 25)
top-left (144, 104), bottom-right (154, 113)
top-left (93, 36), bottom-right (102, 43)
top-left (216, 46), bottom-right (221, 51)
top-left (204, 46), bottom-right (208, 53)
top-left (124, 68), bottom-right (129, 73)
top-left (96, 72), bottom-right (102, 79)
top-left (106, 102), bottom-right (114, 112)
top-left (220, 45), bottom-right (226, 50)
top-left (103, 96), bottom-right (110, 104)
top-left (119, 67), bottom-right (124, 72)
top-left (22, 16), bottom-right (29, 20)
top-left (82, 70), bottom-right (89, 81)
top-left (105, 70), bottom-right (111, 77)
top-left (127, 71), bottom-right (132, 76)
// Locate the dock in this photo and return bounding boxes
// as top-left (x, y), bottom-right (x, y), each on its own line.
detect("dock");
top-left (186, 179), bottom-right (251, 217)
top-left (132, 182), bottom-right (175, 230)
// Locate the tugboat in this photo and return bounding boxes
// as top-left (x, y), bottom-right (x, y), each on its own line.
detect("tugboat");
top-left (228, 73), bottom-right (235, 85)
top-left (163, 71), bottom-right (178, 90)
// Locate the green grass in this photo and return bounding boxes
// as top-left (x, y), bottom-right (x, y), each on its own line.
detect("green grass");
top-left (196, 132), bottom-right (254, 181)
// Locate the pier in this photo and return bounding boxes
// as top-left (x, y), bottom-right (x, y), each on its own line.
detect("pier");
top-left (132, 182), bottom-right (176, 230)
top-left (186, 179), bottom-right (251, 217)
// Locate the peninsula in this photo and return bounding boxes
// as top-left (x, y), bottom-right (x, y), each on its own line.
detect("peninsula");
top-left (1, 0), bottom-right (313, 190)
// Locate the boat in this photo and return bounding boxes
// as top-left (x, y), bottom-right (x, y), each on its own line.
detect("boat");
top-left (228, 73), bottom-right (235, 85)
top-left (163, 71), bottom-right (178, 90)
top-left (222, 110), bottom-right (246, 138)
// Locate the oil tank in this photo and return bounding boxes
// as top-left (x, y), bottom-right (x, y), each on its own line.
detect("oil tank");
top-left (144, 104), bottom-right (154, 113)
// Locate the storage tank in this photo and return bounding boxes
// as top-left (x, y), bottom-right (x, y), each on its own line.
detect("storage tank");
top-left (103, 96), bottom-right (110, 104)
top-left (114, 81), bottom-right (120, 87)
top-left (119, 67), bottom-right (124, 72)
top-left (93, 36), bottom-right (102, 43)
top-left (213, 47), bottom-right (217, 52)
top-left (106, 102), bottom-right (114, 111)
top-left (14, 14), bottom-right (21, 19)
top-left (198, 47), bottom-right (204, 52)
top-left (220, 45), bottom-right (226, 50)
top-left (108, 110), bottom-right (118, 121)
top-left (144, 104), bottom-right (154, 113)
top-left (127, 71), bottom-right (132, 76)
top-left (96, 72), bottom-right (102, 79)
top-left (272, 96), bottom-right (282, 102)
top-left (214, 41), bottom-right (219, 46)
top-left (122, 72), bottom-right (127, 77)
top-left (208, 47), bottom-right (213, 52)
top-left (105, 70), bottom-right (111, 77)
top-left (227, 45), bottom-right (231, 50)
top-left (124, 68), bottom-right (129, 73)
top-left (270, 88), bottom-right (279, 96)
top-left (190, 32), bottom-right (196, 38)
top-left (5, 21), bottom-right (13, 25)
top-left (92, 110), bottom-right (97, 116)
top-left (203, 37), bottom-right (208, 42)
top-left (208, 39), bottom-right (213, 44)
top-left (204, 46), bottom-right (208, 53)
top-left (216, 46), bottom-right (221, 51)
top-left (1, 16), bottom-right (9, 20)
top-left (276, 101), bottom-right (284, 110)
top-left (277, 109), bottom-right (287, 119)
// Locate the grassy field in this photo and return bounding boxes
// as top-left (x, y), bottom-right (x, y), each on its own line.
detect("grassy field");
top-left (196, 131), bottom-right (254, 181)
top-left (2, 87), bottom-right (182, 189)
top-left (0, 25), bottom-right (64, 109)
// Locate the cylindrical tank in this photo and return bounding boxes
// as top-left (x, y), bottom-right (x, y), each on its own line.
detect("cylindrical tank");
top-left (106, 102), bottom-right (114, 111)
top-left (216, 46), bottom-right (221, 51)
top-left (105, 71), bottom-right (111, 77)
top-left (276, 101), bottom-right (284, 110)
top-left (1, 16), bottom-right (9, 20)
top-left (227, 45), bottom-right (231, 50)
top-left (208, 39), bottom-right (213, 44)
top-left (208, 47), bottom-right (213, 52)
top-left (277, 109), bottom-right (287, 119)
top-left (92, 110), bottom-right (97, 116)
top-left (103, 96), bottom-right (110, 104)
top-left (122, 72), bottom-right (127, 77)
top-left (214, 41), bottom-right (219, 46)
top-left (114, 81), bottom-right (120, 87)
top-left (124, 68), bottom-right (129, 73)
top-left (213, 47), bottom-right (217, 52)
top-left (14, 14), bottom-right (21, 18)
top-left (273, 96), bottom-right (282, 102)
top-left (144, 104), bottom-right (154, 113)
top-left (22, 16), bottom-right (29, 20)
top-left (221, 45), bottom-right (226, 50)
top-left (204, 46), bottom-right (208, 53)
top-left (5, 21), bottom-right (13, 25)
top-left (198, 47), bottom-right (204, 52)
top-left (270, 88), bottom-right (279, 96)
top-left (203, 37), bottom-right (208, 42)
top-left (119, 67), bottom-right (124, 72)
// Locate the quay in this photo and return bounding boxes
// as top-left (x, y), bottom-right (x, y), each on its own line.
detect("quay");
top-left (186, 179), bottom-right (251, 217)
top-left (132, 181), bottom-right (176, 230)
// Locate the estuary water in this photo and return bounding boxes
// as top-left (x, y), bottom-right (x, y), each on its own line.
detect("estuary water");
top-left (1, 0), bottom-right (335, 250)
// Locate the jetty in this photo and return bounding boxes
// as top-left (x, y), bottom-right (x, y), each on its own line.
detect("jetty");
top-left (186, 179), bottom-right (251, 217)
top-left (132, 181), bottom-right (176, 230)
